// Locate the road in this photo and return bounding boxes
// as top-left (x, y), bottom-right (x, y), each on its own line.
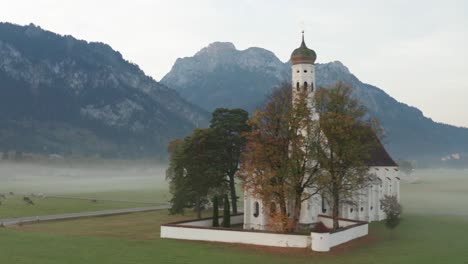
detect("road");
top-left (0, 205), bottom-right (170, 226)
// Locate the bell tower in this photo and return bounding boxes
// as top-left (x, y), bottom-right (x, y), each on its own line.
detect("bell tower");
top-left (290, 31), bottom-right (318, 119)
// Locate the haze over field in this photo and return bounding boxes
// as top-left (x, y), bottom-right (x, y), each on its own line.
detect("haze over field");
top-left (0, 161), bottom-right (169, 202)
top-left (0, 161), bottom-right (467, 217)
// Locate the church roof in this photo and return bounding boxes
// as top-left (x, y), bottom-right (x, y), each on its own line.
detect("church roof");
top-left (290, 32), bottom-right (317, 65)
top-left (321, 123), bottom-right (398, 167)
top-left (365, 138), bottom-right (398, 167)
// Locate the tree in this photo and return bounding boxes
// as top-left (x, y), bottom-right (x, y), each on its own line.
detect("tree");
top-left (380, 195), bottom-right (402, 235)
top-left (316, 82), bottom-right (381, 230)
top-left (240, 84), bottom-right (323, 232)
top-left (222, 194), bottom-right (231, 227)
top-left (210, 108), bottom-right (250, 214)
top-left (166, 129), bottom-right (226, 219)
top-left (212, 196), bottom-right (220, 227)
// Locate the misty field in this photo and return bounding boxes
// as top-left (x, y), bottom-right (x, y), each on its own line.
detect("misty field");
top-left (0, 165), bottom-right (467, 263)
top-left (0, 161), bottom-right (169, 218)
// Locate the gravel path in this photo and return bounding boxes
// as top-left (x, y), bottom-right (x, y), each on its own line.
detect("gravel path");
top-left (0, 205), bottom-right (170, 226)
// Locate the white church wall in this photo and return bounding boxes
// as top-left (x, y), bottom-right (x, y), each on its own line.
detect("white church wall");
top-left (243, 193), bottom-right (268, 230)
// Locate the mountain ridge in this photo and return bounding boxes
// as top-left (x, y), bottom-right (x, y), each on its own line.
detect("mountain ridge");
top-left (162, 41), bottom-right (468, 162)
top-left (0, 22), bottom-right (209, 157)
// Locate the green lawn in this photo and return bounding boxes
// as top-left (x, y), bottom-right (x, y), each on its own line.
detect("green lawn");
top-left (0, 166), bottom-right (467, 263)
top-left (1, 212), bottom-right (467, 264)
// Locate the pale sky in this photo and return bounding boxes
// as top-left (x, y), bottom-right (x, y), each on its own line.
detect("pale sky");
top-left (1, 0), bottom-right (467, 127)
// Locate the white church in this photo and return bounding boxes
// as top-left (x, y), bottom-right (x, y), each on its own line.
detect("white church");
top-left (243, 34), bottom-right (400, 231)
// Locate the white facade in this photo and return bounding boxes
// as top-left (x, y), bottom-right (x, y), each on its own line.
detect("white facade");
top-left (243, 35), bottom-right (400, 231)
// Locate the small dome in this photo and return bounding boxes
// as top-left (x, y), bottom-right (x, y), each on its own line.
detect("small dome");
top-left (290, 33), bottom-right (316, 65)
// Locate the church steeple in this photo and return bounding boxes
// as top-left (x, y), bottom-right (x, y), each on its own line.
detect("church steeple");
top-left (291, 31), bottom-right (317, 119)
top-left (291, 31), bottom-right (317, 65)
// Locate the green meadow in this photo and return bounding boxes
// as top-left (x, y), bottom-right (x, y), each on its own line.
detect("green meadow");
top-left (1, 161), bottom-right (467, 264)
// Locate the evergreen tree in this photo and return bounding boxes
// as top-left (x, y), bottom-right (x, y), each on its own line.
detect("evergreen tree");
top-left (210, 108), bottom-right (250, 214)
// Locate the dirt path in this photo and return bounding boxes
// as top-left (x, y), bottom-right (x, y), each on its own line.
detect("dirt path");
top-left (0, 205), bottom-right (170, 226)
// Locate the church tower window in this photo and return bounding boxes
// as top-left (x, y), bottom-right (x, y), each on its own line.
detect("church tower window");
top-left (296, 82), bottom-right (300, 91)
top-left (304, 82), bottom-right (308, 92)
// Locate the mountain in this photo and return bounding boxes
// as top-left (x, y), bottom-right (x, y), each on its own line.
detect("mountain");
top-left (0, 22), bottom-right (209, 158)
top-left (162, 42), bottom-right (468, 162)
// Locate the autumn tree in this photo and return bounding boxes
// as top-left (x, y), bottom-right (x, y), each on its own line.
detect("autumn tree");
top-left (166, 129), bottom-right (226, 219)
top-left (240, 84), bottom-right (323, 232)
top-left (316, 82), bottom-right (381, 230)
top-left (210, 108), bottom-right (250, 214)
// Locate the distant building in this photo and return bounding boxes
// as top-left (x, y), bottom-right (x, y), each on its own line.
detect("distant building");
top-left (243, 33), bottom-right (400, 230)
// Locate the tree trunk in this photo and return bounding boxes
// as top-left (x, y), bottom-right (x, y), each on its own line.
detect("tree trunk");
top-left (332, 189), bottom-right (340, 230)
top-left (278, 192), bottom-right (288, 232)
top-left (228, 173), bottom-right (238, 214)
top-left (222, 194), bottom-right (231, 227)
top-left (291, 193), bottom-right (302, 232)
top-left (196, 198), bottom-right (202, 219)
top-left (212, 196), bottom-right (219, 227)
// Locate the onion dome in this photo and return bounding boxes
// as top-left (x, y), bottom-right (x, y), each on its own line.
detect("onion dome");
top-left (290, 32), bottom-right (317, 65)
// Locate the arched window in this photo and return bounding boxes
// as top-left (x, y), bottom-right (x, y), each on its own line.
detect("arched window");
top-left (304, 82), bottom-right (308, 92)
top-left (311, 82), bottom-right (314, 92)
top-left (350, 208), bottom-right (354, 213)
top-left (253, 202), bottom-right (259, 218)
top-left (370, 206), bottom-right (374, 211)
top-left (360, 207), bottom-right (364, 212)
top-left (304, 70), bottom-right (308, 73)
top-left (296, 82), bottom-right (300, 92)
top-left (321, 195), bottom-right (327, 213)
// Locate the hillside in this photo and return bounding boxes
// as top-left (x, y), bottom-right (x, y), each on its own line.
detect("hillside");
top-left (162, 42), bottom-right (468, 162)
top-left (0, 22), bottom-right (209, 158)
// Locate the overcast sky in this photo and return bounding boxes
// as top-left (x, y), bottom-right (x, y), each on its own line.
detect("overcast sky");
top-left (1, 0), bottom-right (467, 127)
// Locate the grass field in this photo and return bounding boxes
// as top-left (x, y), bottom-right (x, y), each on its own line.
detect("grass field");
top-left (0, 195), bottom-right (157, 219)
top-left (0, 163), bottom-right (467, 264)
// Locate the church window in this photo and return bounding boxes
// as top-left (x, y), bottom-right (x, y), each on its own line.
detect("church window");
top-left (321, 196), bottom-right (327, 213)
top-left (370, 206), bottom-right (373, 211)
top-left (253, 202), bottom-right (259, 218)
top-left (304, 70), bottom-right (308, 73)
top-left (296, 82), bottom-right (300, 91)
top-left (350, 208), bottom-right (354, 213)
top-left (311, 82), bottom-right (314, 92)
top-left (304, 82), bottom-right (308, 92)
top-left (361, 207), bottom-right (364, 212)
top-left (297, 70), bottom-right (300, 73)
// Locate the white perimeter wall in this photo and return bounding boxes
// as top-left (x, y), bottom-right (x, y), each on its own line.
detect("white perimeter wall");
top-left (161, 215), bottom-right (367, 251)
top-left (311, 216), bottom-right (368, 252)
top-left (162, 223), bottom-right (309, 248)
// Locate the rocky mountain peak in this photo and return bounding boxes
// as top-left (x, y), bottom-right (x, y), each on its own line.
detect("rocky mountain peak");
top-left (195, 41), bottom-right (236, 56)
